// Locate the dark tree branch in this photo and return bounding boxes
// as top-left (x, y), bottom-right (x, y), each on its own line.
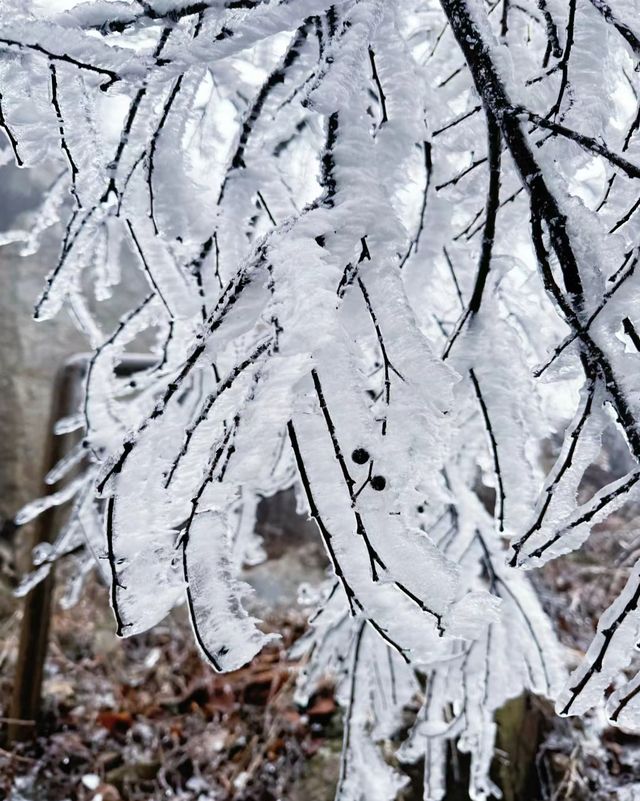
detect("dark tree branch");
top-left (439, 0), bottom-right (585, 307)
top-left (34, 205), bottom-right (98, 320)
top-left (335, 621), bottom-right (366, 801)
top-left (256, 190), bottom-right (277, 226)
top-left (49, 61), bottom-right (81, 208)
top-left (287, 420), bottom-right (362, 616)
top-left (76, 1), bottom-right (233, 34)
top-left (537, 0), bottom-right (562, 60)
top-left (368, 46), bottom-right (388, 127)
top-left (468, 113), bottom-right (501, 314)
top-left (442, 113), bottom-right (501, 359)
top-left (0, 36), bottom-right (120, 90)
top-left (317, 111), bottom-right (339, 207)
top-left (438, 0), bottom-right (640, 475)
top-left (469, 368), bottom-right (505, 532)
top-left (311, 368), bottom-right (386, 580)
top-left (623, 316), bottom-right (640, 352)
top-left (220, 21), bottom-right (310, 195)
top-left (366, 617), bottom-right (411, 663)
top-left (147, 75), bottom-right (184, 234)
top-left (435, 155), bottom-right (487, 191)
top-left (337, 236), bottom-right (370, 298)
top-left (125, 219), bottom-right (173, 316)
top-left (596, 106), bottom-right (640, 212)
top-left (535, 250), bottom-right (639, 377)
top-left (509, 376), bottom-right (596, 566)
top-left (443, 246), bottom-right (464, 309)
top-left (586, 0), bottom-right (640, 59)
top-left (0, 89), bottom-right (22, 166)
top-left (97, 257), bottom-right (259, 493)
top-left (394, 580), bottom-right (444, 636)
top-left (529, 468), bottom-right (640, 561)
top-left (610, 677), bottom-right (640, 722)
top-left (610, 193), bottom-right (640, 234)
top-left (180, 421), bottom-right (237, 671)
top-left (453, 207), bottom-right (483, 241)
top-left (519, 108), bottom-right (640, 179)
top-left (561, 566), bottom-right (640, 715)
top-left (476, 532), bottom-right (551, 691)
top-left (357, 277), bottom-right (404, 436)
top-left (432, 105), bottom-right (481, 137)
top-left (399, 142), bottom-right (432, 268)
top-left (552, 0), bottom-right (576, 117)
top-left (84, 293), bottom-right (155, 442)
top-left (101, 27), bottom-right (172, 203)
top-left (163, 335), bottom-right (274, 487)
top-left (500, 0), bottom-right (510, 38)
top-left (105, 496), bottom-right (129, 636)
top-left (530, 210), bottom-right (640, 458)
top-left (438, 64), bottom-right (466, 88)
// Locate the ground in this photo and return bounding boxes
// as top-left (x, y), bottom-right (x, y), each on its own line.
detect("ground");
top-left (1, 492), bottom-right (343, 801)
top-left (2, 478), bottom-right (640, 801)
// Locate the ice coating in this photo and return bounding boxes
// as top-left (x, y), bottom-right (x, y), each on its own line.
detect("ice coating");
top-left (5, 0), bottom-right (640, 797)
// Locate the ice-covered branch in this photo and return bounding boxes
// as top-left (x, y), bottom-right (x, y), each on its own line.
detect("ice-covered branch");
top-left (10, 0), bottom-right (640, 794)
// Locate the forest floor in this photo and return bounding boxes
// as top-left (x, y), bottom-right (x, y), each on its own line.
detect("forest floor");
top-left (0, 493), bottom-right (347, 801)
top-left (0, 590), bottom-right (347, 801)
top-left (1, 488), bottom-right (640, 800)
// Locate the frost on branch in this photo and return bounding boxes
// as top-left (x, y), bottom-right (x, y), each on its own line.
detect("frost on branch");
top-left (6, 0), bottom-right (640, 797)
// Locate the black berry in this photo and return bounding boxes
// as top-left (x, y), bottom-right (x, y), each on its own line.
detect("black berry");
top-left (371, 475), bottom-right (386, 491)
top-left (351, 448), bottom-right (370, 465)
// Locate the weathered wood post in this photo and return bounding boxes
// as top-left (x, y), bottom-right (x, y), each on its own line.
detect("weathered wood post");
top-left (7, 357), bottom-right (84, 743)
top-left (7, 354), bottom-right (155, 744)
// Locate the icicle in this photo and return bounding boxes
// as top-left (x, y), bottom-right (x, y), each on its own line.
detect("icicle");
top-left (15, 474), bottom-right (86, 526)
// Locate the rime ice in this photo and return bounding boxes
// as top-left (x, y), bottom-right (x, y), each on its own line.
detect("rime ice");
top-left (5, 0), bottom-right (640, 798)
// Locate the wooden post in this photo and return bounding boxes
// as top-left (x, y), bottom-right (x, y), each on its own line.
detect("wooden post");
top-left (7, 354), bottom-right (155, 744)
top-left (7, 358), bottom-right (85, 743)
top-left (494, 693), bottom-right (548, 801)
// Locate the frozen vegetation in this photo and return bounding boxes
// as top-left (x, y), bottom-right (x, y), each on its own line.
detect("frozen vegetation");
top-left (3, 0), bottom-right (640, 798)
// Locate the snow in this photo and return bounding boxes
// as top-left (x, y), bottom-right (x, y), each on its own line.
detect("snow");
top-left (5, 0), bottom-right (640, 797)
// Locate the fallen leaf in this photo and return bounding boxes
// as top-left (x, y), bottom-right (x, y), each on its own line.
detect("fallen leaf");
top-left (96, 710), bottom-right (133, 735)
